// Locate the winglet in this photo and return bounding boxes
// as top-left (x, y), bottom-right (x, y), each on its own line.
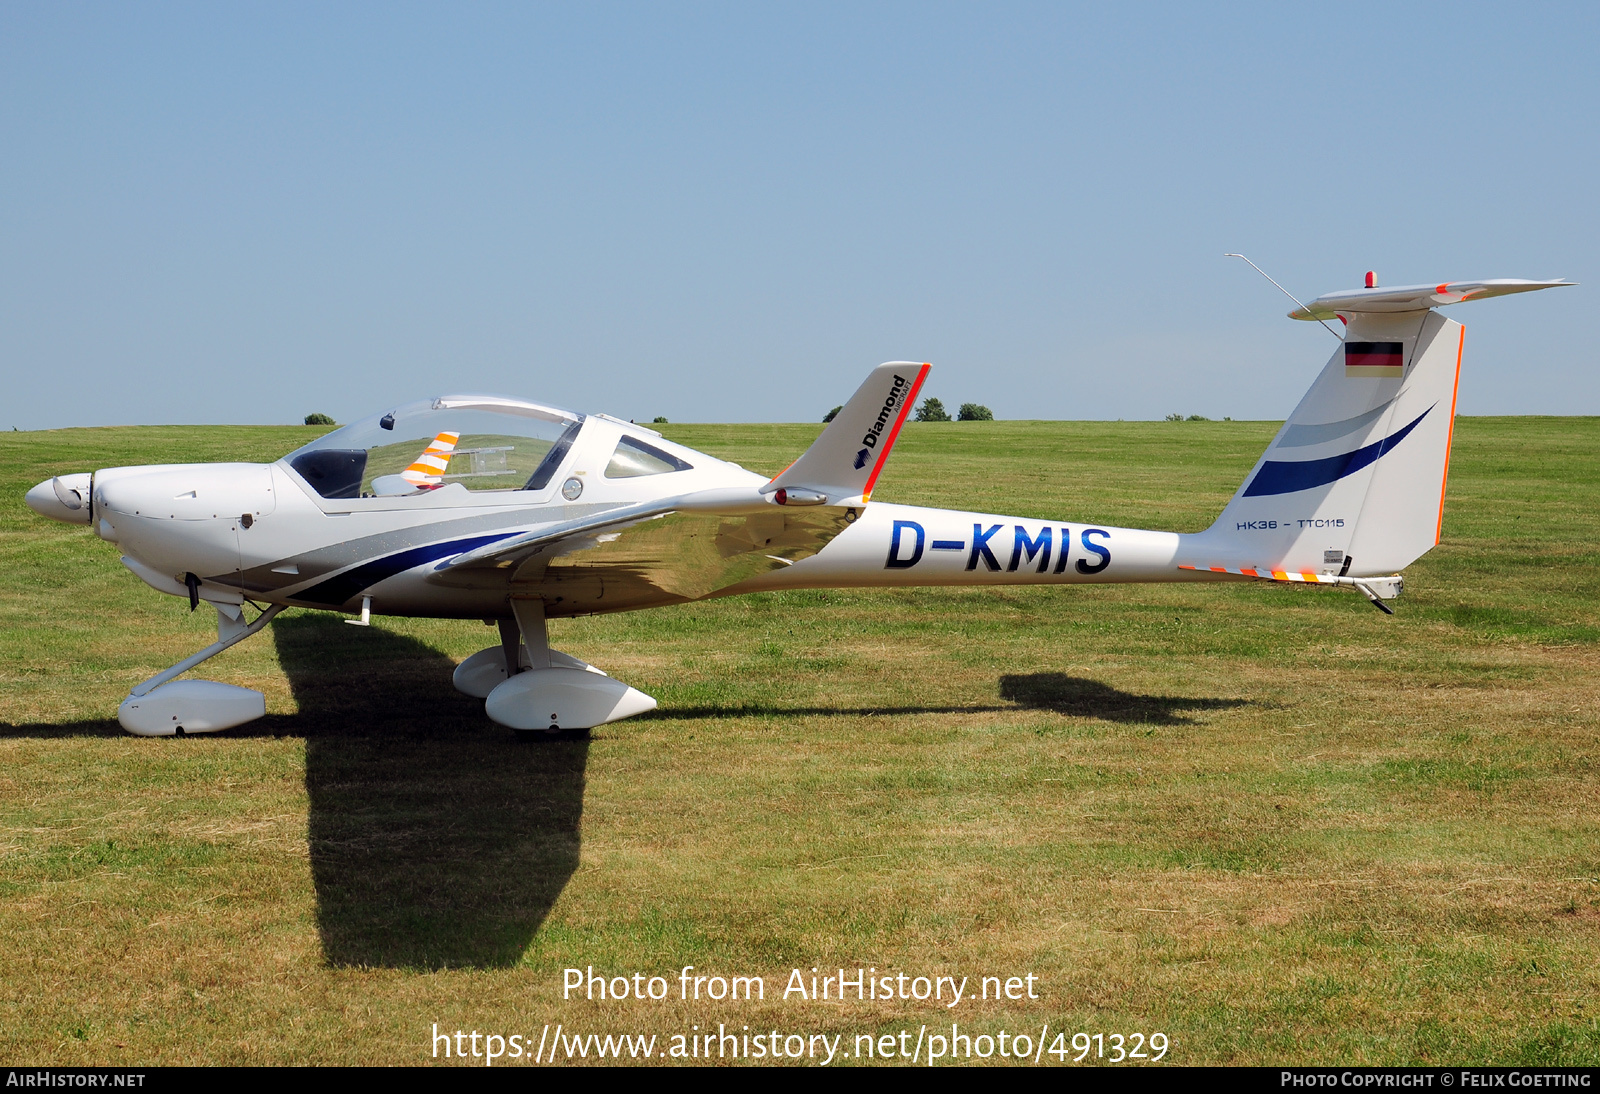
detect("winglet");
top-left (764, 362), bottom-right (929, 505)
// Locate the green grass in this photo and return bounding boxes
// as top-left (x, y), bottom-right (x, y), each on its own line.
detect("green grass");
top-left (1, 417), bottom-right (1597, 1065)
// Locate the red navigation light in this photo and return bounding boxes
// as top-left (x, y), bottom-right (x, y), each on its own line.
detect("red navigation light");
top-left (774, 489), bottom-right (788, 505)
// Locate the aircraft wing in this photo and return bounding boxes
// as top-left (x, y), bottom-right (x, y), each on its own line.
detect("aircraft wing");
top-left (427, 486), bottom-right (857, 613)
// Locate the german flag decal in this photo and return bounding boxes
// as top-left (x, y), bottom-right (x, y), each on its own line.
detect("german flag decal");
top-left (1345, 341), bottom-right (1405, 378)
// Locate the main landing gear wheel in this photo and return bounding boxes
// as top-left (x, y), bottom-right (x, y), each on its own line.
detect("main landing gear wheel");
top-left (485, 601), bottom-right (657, 737)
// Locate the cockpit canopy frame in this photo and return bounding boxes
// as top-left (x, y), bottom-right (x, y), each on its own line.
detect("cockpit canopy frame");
top-left (282, 394), bottom-right (586, 500)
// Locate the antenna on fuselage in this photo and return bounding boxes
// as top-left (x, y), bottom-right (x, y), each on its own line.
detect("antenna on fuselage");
top-left (1225, 254), bottom-right (1343, 343)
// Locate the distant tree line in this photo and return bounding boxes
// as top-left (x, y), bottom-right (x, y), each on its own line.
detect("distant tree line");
top-left (914, 398), bottom-right (992, 422)
top-left (823, 399), bottom-right (993, 423)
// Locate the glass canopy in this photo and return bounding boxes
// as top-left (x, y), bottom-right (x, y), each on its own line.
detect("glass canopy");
top-left (282, 395), bottom-right (585, 499)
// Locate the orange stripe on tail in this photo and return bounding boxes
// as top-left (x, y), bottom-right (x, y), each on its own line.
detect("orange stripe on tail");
top-left (1435, 327), bottom-right (1465, 545)
top-left (861, 363), bottom-right (930, 501)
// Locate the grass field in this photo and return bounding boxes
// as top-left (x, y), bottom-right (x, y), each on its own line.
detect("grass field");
top-left (2, 417), bottom-right (1597, 1066)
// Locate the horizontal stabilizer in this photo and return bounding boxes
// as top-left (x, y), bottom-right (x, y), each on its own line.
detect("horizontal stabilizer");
top-left (1290, 279), bottom-right (1574, 320)
top-left (765, 362), bottom-right (930, 504)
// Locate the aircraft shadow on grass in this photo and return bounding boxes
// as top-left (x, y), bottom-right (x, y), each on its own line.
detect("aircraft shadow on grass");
top-left (262, 613), bottom-right (588, 971)
top-left (0, 615), bottom-right (585, 972)
top-left (655, 673), bottom-right (1247, 727)
top-left (2, 635), bottom-right (1245, 970)
top-left (997, 673), bottom-right (1249, 725)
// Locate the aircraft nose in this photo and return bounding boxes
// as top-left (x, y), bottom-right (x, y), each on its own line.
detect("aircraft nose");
top-left (95, 464), bottom-right (276, 521)
top-left (24, 474), bottom-right (93, 524)
top-left (91, 464), bottom-right (276, 577)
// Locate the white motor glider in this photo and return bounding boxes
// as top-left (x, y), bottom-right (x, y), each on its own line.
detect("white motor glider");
top-left (25, 275), bottom-right (1573, 737)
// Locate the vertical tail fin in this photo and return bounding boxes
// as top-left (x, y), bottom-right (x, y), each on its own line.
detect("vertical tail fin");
top-left (1198, 277), bottom-right (1571, 578)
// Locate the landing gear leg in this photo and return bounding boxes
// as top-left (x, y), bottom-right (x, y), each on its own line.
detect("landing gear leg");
top-left (508, 600), bottom-right (560, 740)
top-left (511, 599), bottom-right (551, 670)
top-left (117, 603), bottom-right (285, 736)
top-left (453, 615), bottom-right (610, 698)
top-left (498, 617), bottom-right (524, 678)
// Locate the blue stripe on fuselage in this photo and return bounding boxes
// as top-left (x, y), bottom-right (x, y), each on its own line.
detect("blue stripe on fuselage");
top-left (295, 532), bottom-right (518, 607)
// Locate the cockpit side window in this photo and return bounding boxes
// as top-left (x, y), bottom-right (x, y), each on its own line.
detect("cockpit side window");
top-left (524, 418), bottom-right (586, 490)
top-left (290, 450), bottom-right (367, 499)
top-left (604, 436), bottom-right (693, 478)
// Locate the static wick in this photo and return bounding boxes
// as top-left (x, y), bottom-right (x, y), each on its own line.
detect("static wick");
top-left (1224, 254), bottom-right (1343, 342)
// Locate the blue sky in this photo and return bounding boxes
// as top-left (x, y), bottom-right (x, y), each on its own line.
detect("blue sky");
top-left (2, 3), bottom-right (1593, 429)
